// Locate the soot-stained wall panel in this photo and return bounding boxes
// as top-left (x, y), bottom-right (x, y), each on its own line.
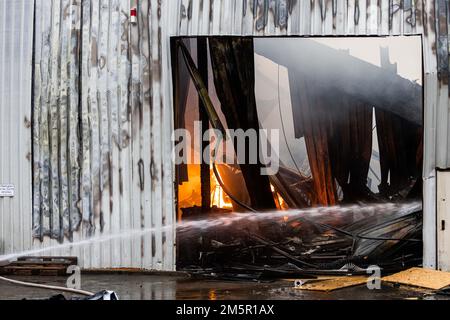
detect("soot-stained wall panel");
top-left (32, 0), bottom-right (175, 270)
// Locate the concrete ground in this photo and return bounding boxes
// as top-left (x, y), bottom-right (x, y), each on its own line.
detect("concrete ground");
top-left (0, 273), bottom-right (449, 300)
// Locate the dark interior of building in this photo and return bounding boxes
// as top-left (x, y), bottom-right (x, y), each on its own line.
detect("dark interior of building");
top-left (171, 36), bottom-right (423, 278)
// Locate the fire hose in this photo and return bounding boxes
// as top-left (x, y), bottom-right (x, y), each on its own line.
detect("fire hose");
top-left (0, 275), bottom-right (94, 296)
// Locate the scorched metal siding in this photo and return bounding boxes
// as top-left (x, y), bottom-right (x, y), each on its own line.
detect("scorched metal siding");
top-left (32, 0), bottom-right (176, 270)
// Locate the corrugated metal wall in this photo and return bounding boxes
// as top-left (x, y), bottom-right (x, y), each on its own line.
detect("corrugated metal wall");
top-left (32, 0), bottom-right (175, 270)
top-left (1, 0), bottom-right (447, 270)
top-left (0, 0), bottom-right (34, 258)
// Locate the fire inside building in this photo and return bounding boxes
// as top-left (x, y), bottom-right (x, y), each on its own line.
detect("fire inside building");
top-left (173, 36), bottom-right (424, 275)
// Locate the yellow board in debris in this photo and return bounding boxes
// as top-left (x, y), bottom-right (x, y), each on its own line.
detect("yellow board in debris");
top-left (382, 267), bottom-right (450, 290)
top-left (295, 276), bottom-right (368, 292)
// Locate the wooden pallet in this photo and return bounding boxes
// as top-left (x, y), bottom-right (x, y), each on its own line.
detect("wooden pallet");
top-left (0, 256), bottom-right (78, 276)
top-left (382, 267), bottom-right (450, 290)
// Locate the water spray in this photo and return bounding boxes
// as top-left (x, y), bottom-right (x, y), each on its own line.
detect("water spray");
top-left (0, 201), bottom-right (422, 265)
top-left (0, 201), bottom-right (422, 298)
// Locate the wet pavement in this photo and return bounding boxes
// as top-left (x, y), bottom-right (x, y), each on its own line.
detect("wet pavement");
top-left (0, 273), bottom-right (449, 300)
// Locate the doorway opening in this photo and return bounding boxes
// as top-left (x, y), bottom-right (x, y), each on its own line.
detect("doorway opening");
top-left (171, 36), bottom-right (424, 276)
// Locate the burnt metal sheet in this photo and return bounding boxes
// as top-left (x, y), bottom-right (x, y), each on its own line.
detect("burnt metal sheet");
top-left (32, 0), bottom-right (175, 270)
top-left (170, 0), bottom-right (427, 36)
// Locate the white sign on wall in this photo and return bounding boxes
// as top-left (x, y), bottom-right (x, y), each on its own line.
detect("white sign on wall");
top-left (0, 184), bottom-right (15, 197)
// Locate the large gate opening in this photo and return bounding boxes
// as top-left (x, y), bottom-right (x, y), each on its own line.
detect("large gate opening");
top-left (171, 36), bottom-right (424, 277)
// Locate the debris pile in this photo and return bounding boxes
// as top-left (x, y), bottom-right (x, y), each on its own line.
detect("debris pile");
top-left (178, 202), bottom-right (422, 279)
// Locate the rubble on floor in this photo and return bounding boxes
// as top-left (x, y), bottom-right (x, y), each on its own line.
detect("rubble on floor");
top-left (178, 201), bottom-right (423, 279)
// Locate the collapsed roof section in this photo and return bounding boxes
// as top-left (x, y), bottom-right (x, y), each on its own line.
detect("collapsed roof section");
top-left (255, 38), bottom-right (423, 130)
